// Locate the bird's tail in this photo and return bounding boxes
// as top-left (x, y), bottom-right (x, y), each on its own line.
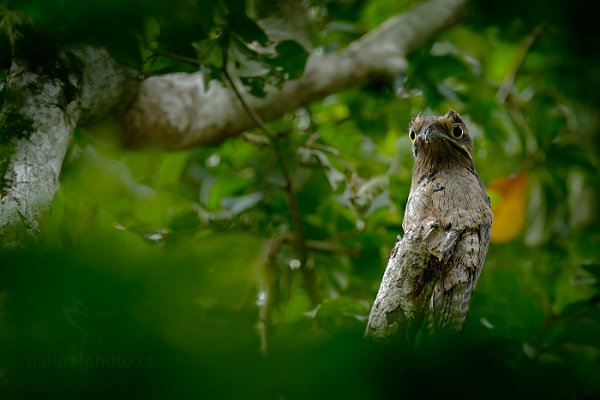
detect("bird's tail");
top-left (426, 268), bottom-right (476, 335)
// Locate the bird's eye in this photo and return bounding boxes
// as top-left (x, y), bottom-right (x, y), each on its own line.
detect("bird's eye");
top-left (409, 129), bottom-right (416, 141)
top-left (451, 124), bottom-right (463, 139)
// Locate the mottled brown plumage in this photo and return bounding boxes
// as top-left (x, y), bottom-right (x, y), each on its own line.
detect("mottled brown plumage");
top-left (407, 110), bottom-right (492, 334)
top-left (365, 110), bottom-right (492, 341)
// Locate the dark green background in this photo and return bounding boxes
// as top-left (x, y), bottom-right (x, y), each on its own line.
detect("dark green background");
top-left (1, 0), bottom-right (599, 398)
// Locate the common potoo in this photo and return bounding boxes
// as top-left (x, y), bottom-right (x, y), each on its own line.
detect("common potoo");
top-left (366, 110), bottom-right (492, 341)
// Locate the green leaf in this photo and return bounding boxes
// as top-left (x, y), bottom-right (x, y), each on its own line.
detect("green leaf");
top-left (156, 152), bottom-right (190, 188)
top-left (313, 297), bottom-right (369, 329)
top-left (550, 320), bottom-right (600, 349)
top-left (208, 176), bottom-right (252, 210)
top-left (192, 38), bottom-right (222, 66)
top-left (229, 39), bottom-right (270, 77)
top-left (240, 76), bottom-right (267, 98)
top-left (168, 210), bottom-right (201, 232)
top-left (297, 147), bottom-right (346, 190)
top-left (228, 11), bottom-right (269, 46)
top-left (269, 40), bottom-right (309, 80)
top-left (221, 192), bottom-right (263, 215)
top-left (582, 263), bottom-right (600, 286)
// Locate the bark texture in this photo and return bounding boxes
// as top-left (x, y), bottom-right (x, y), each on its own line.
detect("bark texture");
top-left (364, 228), bottom-right (438, 343)
top-left (122, 0), bottom-right (467, 149)
top-left (0, 46), bottom-right (138, 247)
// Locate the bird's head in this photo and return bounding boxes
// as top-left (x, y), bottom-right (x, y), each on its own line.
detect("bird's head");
top-left (408, 110), bottom-right (473, 165)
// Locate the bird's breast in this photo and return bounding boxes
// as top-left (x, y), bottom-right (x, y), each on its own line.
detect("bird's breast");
top-left (403, 168), bottom-right (491, 232)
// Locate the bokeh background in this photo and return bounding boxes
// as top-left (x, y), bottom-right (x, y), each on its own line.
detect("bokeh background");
top-left (1, 0), bottom-right (599, 398)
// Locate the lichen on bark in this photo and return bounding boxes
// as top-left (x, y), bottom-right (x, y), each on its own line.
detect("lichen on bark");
top-left (0, 42), bottom-right (139, 247)
top-left (365, 228), bottom-right (438, 344)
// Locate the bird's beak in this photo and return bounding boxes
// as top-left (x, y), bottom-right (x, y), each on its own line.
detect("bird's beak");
top-left (423, 127), bottom-right (433, 143)
top-left (422, 128), bottom-right (441, 143)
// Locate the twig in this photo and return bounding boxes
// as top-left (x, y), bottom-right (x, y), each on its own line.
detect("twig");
top-left (219, 51), bottom-right (321, 306)
top-left (306, 239), bottom-right (360, 258)
top-left (307, 141), bottom-right (341, 157)
top-left (496, 23), bottom-right (544, 103)
top-left (255, 234), bottom-right (359, 354)
top-left (277, 234), bottom-right (360, 257)
top-left (152, 48), bottom-right (201, 66)
top-left (149, 40), bottom-right (324, 305)
top-left (326, 227), bottom-right (365, 242)
top-left (242, 132), bottom-right (270, 146)
top-left (221, 68), bottom-right (273, 135)
top-left (257, 238), bottom-right (285, 355)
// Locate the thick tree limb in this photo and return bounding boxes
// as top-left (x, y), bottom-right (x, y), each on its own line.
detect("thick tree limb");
top-left (122, 0), bottom-right (467, 149)
top-left (0, 46), bottom-right (138, 247)
top-left (364, 228), bottom-right (437, 343)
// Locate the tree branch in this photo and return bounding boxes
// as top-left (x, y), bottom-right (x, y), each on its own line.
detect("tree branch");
top-left (220, 57), bottom-right (321, 306)
top-left (0, 41), bottom-right (139, 247)
top-left (496, 23), bottom-right (544, 103)
top-left (121, 0), bottom-right (467, 150)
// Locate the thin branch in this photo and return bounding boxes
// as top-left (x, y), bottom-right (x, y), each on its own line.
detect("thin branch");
top-left (257, 237), bottom-right (285, 355)
top-left (220, 59), bottom-right (320, 306)
top-left (221, 67), bottom-right (273, 136)
top-left (306, 141), bottom-right (341, 157)
top-left (496, 23), bottom-right (544, 103)
top-left (277, 234), bottom-right (360, 257)
top-left (153, 66), bottom-right (349, 256)
top-left (242, 132), bottom-right (270, 146)
top-left (306, 239), bottom-right (360, 258)
top-left (255, 234), bottom-right (360, 354)
top-left (326, 227), bottom-right (366, 243)
top-left (151, 48), bottom-right (201, 66)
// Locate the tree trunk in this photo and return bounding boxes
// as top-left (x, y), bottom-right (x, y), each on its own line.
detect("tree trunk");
top-left (364, 228), bottom-right (437, 344)
top-left (0, 43), bottom-right (138, 248)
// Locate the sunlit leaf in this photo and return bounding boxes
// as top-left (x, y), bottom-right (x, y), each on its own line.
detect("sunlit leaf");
top-left (156, 151), bottom-right (190, 188)
top-left (488, 174), bottom-right (528, 243)
top-left (221, 192), bottom-right (263, 215)
top-left (208, 176), bottom-right (252, 210)
top-left (229, 39), bottom-right (270, 78)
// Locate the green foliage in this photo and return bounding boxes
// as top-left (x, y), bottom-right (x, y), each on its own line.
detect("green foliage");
top-left (1, 0), bottom-right (600, 398)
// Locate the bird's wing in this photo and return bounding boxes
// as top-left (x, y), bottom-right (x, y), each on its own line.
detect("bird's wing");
top-left (427, 223), bottom-right (491, 334)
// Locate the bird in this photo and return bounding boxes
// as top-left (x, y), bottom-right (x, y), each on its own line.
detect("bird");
top-left (366, 110), bottom-right (492, 341)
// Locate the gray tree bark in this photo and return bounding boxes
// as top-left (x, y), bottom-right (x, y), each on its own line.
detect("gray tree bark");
top-left (364, 228), bottom-right (437, 343)
top-left (0, 43), bottom-right (138, 247)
